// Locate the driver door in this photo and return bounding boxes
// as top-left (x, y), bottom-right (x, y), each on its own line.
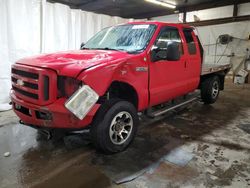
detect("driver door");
top-left (149, 26), bottom-right (187, 106)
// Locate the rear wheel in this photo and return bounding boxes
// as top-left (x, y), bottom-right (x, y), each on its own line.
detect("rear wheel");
top-left (91, 99), bottom-right (138, 153)
top-left (201, 76), bottom-right (220, 104)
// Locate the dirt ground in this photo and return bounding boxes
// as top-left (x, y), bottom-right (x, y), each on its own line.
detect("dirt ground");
top-left (0, 82), bottom-right (250, 188)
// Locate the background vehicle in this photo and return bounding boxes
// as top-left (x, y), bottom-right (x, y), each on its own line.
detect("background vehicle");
top-left (11, 22), bottom-right (230, 153)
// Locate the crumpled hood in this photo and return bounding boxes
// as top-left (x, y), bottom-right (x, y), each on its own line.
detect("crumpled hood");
top-left (17, 50), bottom-right (130, 77)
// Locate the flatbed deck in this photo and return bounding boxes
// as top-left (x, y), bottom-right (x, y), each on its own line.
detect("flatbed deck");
top-left (201, 64), bottom-right (231, 75)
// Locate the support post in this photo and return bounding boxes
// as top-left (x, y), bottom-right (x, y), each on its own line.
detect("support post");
top-left (183, 10), bottom-right (187, 23)
top-left (233, 2), bottom-right (238, 17)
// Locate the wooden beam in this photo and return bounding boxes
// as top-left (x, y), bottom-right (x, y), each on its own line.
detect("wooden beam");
top-left (188, 15), bottom-right (250, 27)
top-left (140, 0), bottom-right (250, 19)
top-left (129, 11), bottom-right (174, 19)
top-left (47, 0), bottom-right (78, 8)
top-left (233, 2), bottom-right (238, 17)
top-left (177, 0), bottom-right (249, 13)
top-left (183, 10), bottom-right (187, 23)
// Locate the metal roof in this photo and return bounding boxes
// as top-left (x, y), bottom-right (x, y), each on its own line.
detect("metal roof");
top-left (48, 0), bottom-right (250, 19)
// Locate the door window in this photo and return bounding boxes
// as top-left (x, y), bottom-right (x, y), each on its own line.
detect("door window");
top-left (183, 29), bottom-right (197, 55)
top-left (154, 27), bottom-right (183, 59)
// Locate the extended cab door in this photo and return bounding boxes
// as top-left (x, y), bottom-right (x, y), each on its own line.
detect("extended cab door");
top-left (149, 26), bottom-right (188, 106)
top-left (181, 28), bottom-right (201, 92)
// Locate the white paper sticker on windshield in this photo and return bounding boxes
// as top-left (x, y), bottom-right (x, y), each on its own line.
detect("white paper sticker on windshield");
top-left (132, 25), bottom-right (150, 29)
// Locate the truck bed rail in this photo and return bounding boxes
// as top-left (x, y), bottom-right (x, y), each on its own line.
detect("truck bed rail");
top-left (201, 64), bottom-right (231, 75)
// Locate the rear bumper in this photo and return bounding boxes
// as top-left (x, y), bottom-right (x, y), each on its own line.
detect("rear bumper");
top-left (11, 91), bottom-right (100, 129)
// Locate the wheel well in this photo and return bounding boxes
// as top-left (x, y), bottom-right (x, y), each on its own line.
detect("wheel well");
top-left (200, 72), bottom-right (226, 90)
top-left (98, 81), bottom-right (139, 109)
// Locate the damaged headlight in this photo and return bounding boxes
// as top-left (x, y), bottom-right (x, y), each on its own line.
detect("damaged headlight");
top-left (65, 85), bottom-right (99, 120)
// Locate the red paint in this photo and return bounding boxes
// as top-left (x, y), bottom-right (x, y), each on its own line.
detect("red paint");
top-left (11, 92), bottom-right (100, 129)
top-left (11, 21), bottom-right (201, 129)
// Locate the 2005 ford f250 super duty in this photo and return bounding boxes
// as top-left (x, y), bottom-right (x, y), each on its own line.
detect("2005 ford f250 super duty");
top-left (11, 21), bottom-right (231, 153)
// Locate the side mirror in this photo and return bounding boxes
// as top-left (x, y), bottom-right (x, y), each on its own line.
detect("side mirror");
top-left (151, 42), bottom-right (181, 62)
top-left (151, 46), bottom-right (167, 62)
top-left (80, 42), bottom-right (85, 50)
top-left (166, 42), bottom-right (181, 61)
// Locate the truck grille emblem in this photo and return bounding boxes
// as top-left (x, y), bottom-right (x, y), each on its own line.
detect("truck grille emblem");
top-left (17, 79), bottom-right (24, 86)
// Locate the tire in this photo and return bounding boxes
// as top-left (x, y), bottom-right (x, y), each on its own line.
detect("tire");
top-left (201, 76), bottom-right (220, 104)
top-left (90, 99), bottom-right (138, 153)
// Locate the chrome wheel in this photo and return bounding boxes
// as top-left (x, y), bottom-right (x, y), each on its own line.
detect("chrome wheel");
top-left (212, 81), bottom-right (219, 99)
top-left (109, 111), bottom-right (133, 145)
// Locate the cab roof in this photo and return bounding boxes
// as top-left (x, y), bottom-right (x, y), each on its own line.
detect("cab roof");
top-left (125, 21), bottom-right (193, 29)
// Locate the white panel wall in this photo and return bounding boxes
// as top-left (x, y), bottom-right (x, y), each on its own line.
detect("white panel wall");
top-left (186, 6), bottom-right (233, 22)
top-left (0, 0), bottom-right (41, 111)
top-left (0, 0), bottom-right (130, 111)
top-left (238, 3), bottom-right (250, 16)
top-left (42, 2), bottom-right (129, 53)
top-left (151, 4), bottom-right (250, 66)
top-left (151, 14), bottom-right (180, 23)
top-left (196, 21), bottom-right (250, 65)
top-left (42, 2), bottom-right (72, 52)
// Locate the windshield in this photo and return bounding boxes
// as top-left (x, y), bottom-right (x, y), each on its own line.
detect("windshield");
top-left (84, 24), bottom-right (156, 53)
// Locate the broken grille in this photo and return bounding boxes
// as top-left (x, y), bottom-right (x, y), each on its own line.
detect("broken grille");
top-left (11, 64), bottom-right (57, 105)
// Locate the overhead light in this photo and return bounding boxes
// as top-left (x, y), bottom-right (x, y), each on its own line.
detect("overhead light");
top-left (145, 0), bottom-right (176, 9)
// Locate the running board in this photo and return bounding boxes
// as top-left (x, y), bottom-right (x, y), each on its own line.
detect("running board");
top-left (148, 97), bottom-right (199, 118)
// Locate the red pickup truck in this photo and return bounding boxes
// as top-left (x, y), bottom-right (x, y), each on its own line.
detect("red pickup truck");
top-left (11, 21), bottom-right (230, 153)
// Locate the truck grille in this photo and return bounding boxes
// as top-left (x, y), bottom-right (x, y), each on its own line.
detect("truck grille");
top-left (11, 64), bottom-right (57, 105)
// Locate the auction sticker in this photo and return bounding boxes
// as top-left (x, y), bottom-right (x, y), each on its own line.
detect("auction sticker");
top-left (132, 25), bottom-right (150, 29)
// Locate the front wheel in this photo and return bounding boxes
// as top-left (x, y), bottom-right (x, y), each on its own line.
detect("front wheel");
top-left (201, 76), bottom-right (220, 104)
top-left (91, 99), bottom-right (138, 153)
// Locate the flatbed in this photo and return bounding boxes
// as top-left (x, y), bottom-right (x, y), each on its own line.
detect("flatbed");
top-left (201, 64), bottom-right (231, 75)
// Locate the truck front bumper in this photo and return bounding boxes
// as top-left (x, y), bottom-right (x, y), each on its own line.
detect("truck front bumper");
top-left (11, 92), bottom-right (100, 129)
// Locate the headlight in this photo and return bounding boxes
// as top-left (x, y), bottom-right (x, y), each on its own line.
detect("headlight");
top-left (57, 76), bottom-right (82, 98)
top-left (65, 85), bottom-right (99, 120)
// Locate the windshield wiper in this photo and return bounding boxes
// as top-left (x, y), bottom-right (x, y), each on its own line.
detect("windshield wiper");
top-left (93, 47), bottom-right (126, 52)
top-left (81, 47), bottom-right (91, 50)
top-left (81, 47), bottom-right (114, 51)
